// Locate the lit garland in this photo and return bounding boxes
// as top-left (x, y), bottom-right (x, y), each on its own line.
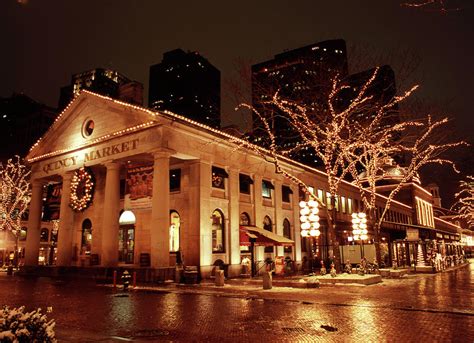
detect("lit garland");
top-left (69, 167), bottom-right (95, 212)
top-left (0, 156), bottom-right (31, 235)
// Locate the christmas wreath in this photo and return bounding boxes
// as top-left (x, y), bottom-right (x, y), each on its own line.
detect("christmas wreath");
top-left (70, 167), bottom-right (95, 212)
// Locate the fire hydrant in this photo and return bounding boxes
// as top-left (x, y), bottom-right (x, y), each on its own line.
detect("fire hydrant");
top-left (121, 270), bottom-right (132, 291)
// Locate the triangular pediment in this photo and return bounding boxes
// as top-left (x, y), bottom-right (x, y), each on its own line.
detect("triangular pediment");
top-left (26, 91), bottom-right (160, 162)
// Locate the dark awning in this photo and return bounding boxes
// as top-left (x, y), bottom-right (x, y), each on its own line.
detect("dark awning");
top-left (282, 185), bottom-right (293, 194)
top-left (212, 166), bottom-right (229, 178)
top-left (239, 174), bottom-right (254, 184)
top-left (262, 180), bottom-right (274, 189)
top-left (239, 226), bottom-right (294, 246)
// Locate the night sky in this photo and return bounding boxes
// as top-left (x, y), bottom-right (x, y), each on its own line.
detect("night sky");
top-left (1, 0), bottom-right (472, 204)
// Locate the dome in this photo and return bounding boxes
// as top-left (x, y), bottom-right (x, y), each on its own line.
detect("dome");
top-left (357, 157), bottom-right (420, 185)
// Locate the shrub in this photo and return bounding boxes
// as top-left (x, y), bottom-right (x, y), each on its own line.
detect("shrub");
top-left (0, 306), bottom-right (56, 342)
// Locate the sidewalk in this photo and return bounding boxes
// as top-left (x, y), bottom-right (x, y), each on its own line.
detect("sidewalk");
top-left (104, 260), bottom-right (471, 305)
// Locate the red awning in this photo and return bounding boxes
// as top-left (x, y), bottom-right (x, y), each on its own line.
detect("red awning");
top-left (239, 226), bottom-right (294, 246)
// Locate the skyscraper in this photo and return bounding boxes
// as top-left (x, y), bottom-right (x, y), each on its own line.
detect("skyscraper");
top-left (148, 49), bottom-right (221, 128)
top-left (58, 68), bottom-right (143, 110)
top-left (250, 39), bottom-right (349, 165)
top-left (0, 93), bottom-right (57, 160)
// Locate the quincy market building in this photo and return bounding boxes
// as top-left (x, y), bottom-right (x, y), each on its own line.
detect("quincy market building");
top-left (22, 91), bottom-right (466, 279)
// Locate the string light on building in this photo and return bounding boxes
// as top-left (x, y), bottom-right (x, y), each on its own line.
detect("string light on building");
top-left (351, 212), bottom-right (368, 240)
top-left (300, 199), bottom-right (320, 237)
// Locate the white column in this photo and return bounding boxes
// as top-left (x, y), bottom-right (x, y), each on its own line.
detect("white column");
top-left (253, 175), bottom-right (264, 262)
top-left (274, 179), bottom-right (284, 256)
top-left (198, 161), bottom-right (212, 268)
top-left (101, 162), bottom-right (121, 267)
top-left (228, 169), bottom-right (240, 266)
top-left (150, 151), bottom-right (171, 268)
top-left (292, 184), bottom-right (302, 262)
top-left (56, 173), bottom-right (74, 266)
top-left (24, 180), bottom-right (44, 266)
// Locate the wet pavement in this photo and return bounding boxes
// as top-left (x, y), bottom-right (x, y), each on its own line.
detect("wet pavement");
top-left (0, 262), bottom-right (472, 342)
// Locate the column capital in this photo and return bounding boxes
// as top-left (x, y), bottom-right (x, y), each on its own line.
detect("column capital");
top-left (60, 170), bottom-right (75, 182)
top-left (104, 161), bottom-right (122, 170)
top-left (30, 179), bottom-right (45, 188)
top-left (151, 148), bottom-right (175, 160)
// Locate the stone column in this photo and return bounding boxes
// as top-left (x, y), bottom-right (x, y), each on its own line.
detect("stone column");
top-left (274, 179), bottom-right (284, 257)
top-left (56, 173), bottom-right (74, 266)
top-left (228, 168), bottom-right (241, 275)
top-left (292, 184), bottom-right (302, 263)
top-left (198, 161), bottom-right (212, 269)
top-left (150, 151), bottom-right (171, 268)
top-left (252, 175), bottom-right (264, 264)
top-left (101, 162), bottom-right (121, 267)
top-left (24, 180), bottom-right (44, 266)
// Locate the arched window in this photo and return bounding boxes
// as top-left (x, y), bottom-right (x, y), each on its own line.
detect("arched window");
top-left (212, 209), bottom-right (225, 253)
top-left (240, 212), bottom-right (251, 253)
top-left (19, 227), bottom-right (27, 241)
top-left (40, 228), bottom-right (49, 242)
top-left (283, 218), bottom-right (292, 253)
top-left (263, 216), bottom-right (273, 253)
top-left (81, 219), bottom-right (92, 255)
top-left (240, 212), bottom-right (251, 226)
top-left (170, 210), bottom-right (180, 252)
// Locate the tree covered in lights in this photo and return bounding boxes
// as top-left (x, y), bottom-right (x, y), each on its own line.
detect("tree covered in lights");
top-left (348, 113), bottom-right (466, 264)
top-left (401, 0), bottom-right (463, 12)
top-left (0, 156), bottom-right (31, 265)
top-left (233, 66), bottom-right (466, 268)
top-left (451, 175), bottom-right (474, 229)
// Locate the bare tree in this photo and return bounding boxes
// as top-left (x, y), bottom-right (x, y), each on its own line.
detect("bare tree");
top-left (401, 0), bottom-right (464, 13)
top-left (451, 176), bottom-right (474, 229)
top-left (0, 156), bottom-right (31, 266)
top-left (348, 113), bottom-right (467, 264)
top-left (231, 66), bottom-right (467, 270)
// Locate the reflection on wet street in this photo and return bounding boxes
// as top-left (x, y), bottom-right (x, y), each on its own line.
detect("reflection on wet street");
top-left (0, 264), bottom-right (473, 342)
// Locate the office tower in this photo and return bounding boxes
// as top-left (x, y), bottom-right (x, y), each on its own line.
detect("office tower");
top-left (149, 49), bottom-right (221, 128)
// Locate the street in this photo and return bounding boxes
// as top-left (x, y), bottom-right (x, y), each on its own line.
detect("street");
top-left (0, 263), bottom-right (473, 342)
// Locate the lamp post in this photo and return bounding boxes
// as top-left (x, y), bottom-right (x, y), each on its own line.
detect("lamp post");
top-left (351, 212), bottom-right (368, 259)
top-left (300, 199), bottom-right (320, 272)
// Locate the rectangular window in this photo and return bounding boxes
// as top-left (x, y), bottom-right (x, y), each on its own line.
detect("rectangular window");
top-left (282, 185), bottom-right (292, 203)
top-left (348, 198), bottom-right (352, 214)
top-left (212, 166), bottom-right (228, 189)
top-left (317, 189), bottom-right (324, 204)
top-left (326, 192), bottom-right (332, 210)
top-left (262, 180), bottom-right (274, 199)
top-left (239, 174), bottom-right (253, 194)
top-left (298, 186), bottom-right (306, 202)
top-left (341, 196), bottom-right (346, 213)
top-left (170, 169), bottom-right (181, 192)
top-left (335, 196), bottom-right (339, 212)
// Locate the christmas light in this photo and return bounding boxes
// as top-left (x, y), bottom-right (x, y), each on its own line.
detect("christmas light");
top-left (0, 156), bottom-right (31, 237)
top-left (69, 167), bottom-right (95, 212)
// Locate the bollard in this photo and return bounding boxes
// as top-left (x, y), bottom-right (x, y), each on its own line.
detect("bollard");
top-left (133, 272), bottom-right (137, 289)
top-left (263, 271), bottom-right (272, 290)
top-left (113, 270), bottom-right (117, 288)
top-left (215, 270), bottom-right (225, 287)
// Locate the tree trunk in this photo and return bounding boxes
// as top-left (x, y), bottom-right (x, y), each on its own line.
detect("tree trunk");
top-left (373, 222), bottom-right (382, 265)
top-left (326, 198), bottom-right (341, 271)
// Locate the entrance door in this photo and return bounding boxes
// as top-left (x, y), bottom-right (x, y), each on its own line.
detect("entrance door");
top-left (119, 225), bottom-right (135, 264)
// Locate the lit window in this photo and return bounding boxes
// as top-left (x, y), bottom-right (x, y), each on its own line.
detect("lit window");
top-left (212, 210), bottom-right (225, 253)
top-left (262, 180), bottom-right (274, 199)
top-left (341, 196), bottom-right (346, 213)
top-left (170, 211), bottom-right (180, 252)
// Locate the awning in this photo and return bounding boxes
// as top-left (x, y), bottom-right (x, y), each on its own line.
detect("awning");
top-left (239, 226), bottom-right (294, 246)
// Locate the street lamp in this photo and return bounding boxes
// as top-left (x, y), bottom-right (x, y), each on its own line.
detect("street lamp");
top-left (351, 212), bottom-right (368, 258)
top-left (300, 199), bottom-right (320, 272)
